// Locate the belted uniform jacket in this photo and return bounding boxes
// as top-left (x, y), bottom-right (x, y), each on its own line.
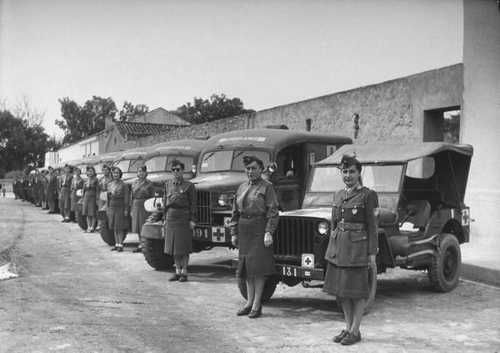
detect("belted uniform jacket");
top-left (324, 186), bottom-right (378, 267)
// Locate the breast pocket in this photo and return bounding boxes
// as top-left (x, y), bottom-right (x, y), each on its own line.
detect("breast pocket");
top-left (345, 204), bottom-right (366, 222)
top-left (325, 228), bottom-right (339, 260)
top-left (349, 230), bottom-right (368, 265)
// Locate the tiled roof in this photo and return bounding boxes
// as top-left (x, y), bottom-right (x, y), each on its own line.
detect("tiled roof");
top-left (115, 121), bottom-right (176, 138)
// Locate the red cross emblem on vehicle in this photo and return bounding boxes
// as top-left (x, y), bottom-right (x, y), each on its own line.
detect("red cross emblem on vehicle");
top-left (211, 227), bottom-right (225, 243)
top-left (301, 253), bottom-right (315, 269)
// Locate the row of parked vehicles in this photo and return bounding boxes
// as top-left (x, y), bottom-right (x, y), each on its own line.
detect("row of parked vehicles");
top-left (55, 128), bottom-right (474, 308)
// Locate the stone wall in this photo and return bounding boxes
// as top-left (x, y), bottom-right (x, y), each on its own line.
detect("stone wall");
top-left (253, 64), bottom-right (462, 144)
top-left (133, 64), bottom-right (462, 147)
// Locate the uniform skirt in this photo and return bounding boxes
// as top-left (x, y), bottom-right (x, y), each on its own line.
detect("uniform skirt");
top-left (322, 262), bottom-right (369, 299)
top-left (82, 192), bottom-right (97, 217)
top-left (60, 187), bottom-right (71, 215)
top-left (164, 208), bottom-right (192, 256)
top-left (131, 198), bottom-right (148, 234)
top-left (237, 217), bottom-right (275, 279)
top-left (107, 205), bottom-right (126, 232)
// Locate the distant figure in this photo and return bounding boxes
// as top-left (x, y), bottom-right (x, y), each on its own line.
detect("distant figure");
top-left (1, 184), bottom-right (5, 197)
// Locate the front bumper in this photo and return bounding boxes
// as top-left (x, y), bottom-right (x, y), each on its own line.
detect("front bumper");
top-left (230, 259), bottom-right (325, 281)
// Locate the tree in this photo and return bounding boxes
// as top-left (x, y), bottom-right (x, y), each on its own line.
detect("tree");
top-left (175, 94), bottom-right (254, 125)
top-left (56, 96), bottom-right (117, 144)
top-left (119, 101), bottom-right (149, 122)
top-left (0, 110), bottom-right (50, 177)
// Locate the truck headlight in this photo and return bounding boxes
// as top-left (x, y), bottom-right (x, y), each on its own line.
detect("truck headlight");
top-left (217, 193), bottom-right (232, 207)
top-left (317, 221), bottom-right (329, 235)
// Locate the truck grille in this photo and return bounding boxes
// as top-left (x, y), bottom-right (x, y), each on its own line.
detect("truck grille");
top-left (274, 217), bottom-right (315, 257)
top-left (197, 190), bottom-right (211, 225)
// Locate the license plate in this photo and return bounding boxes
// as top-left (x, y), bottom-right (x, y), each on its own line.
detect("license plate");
top-left (211, 226), bottom-right (226, 243)
top-left (281, 265), bottom-right (314, 279)
top-left (194, 227), bottom-right (210, 240)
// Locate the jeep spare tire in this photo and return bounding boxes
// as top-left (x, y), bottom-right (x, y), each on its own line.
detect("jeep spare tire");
top-left (428, 233), bottom-right (461, 292)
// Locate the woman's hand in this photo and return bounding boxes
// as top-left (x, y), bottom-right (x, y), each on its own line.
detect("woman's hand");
top-left (231, 235), bottom-right (238, 247)
top-left (264, 232), bottom-right (273, 247)
top-left (189, 221), bottom-right (196, 230)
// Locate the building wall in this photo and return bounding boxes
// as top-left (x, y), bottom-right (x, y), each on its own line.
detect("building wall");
top-left (134, 65), bottom-right (462, 147)
top-left (100, 127), bottom-right (138, 153)
top-left (252, 65), bottom-right (463, 144)
top-left (462, 0), bottom-right (500, 245)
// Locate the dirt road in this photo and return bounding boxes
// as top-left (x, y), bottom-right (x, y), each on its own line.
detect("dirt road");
top-left (1, 197), bottom-right (499, 353)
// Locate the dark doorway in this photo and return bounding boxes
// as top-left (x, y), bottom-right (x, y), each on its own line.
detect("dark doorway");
top-left (423, 106), bottom-right (461, 143)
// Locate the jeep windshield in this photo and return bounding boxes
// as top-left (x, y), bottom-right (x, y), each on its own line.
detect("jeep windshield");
top-left (145, 156), bottom-right (194, 173)
top-left (309, 164), bottom-right (403, 193)
top-left (200, 150), bottom-right (270, 173)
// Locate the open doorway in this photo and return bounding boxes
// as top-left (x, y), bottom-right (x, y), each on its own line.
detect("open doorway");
top-left (423, 106), bottom-right (461, 143)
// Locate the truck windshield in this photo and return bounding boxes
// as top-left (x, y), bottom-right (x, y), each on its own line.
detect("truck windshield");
top-left (309, 165), bottom-right (403, 193)
top-left (145, 156), bottom-right (194, 172)
top-left (200, 150), bottom-right (270, 173)
top-left (115, 159), bottom-right (144, 173)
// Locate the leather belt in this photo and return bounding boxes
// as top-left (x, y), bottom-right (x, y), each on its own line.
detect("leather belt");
top-left (338, 221), bottom-right (365, 231)
top-left (240, 214), bottom-right (265, 219)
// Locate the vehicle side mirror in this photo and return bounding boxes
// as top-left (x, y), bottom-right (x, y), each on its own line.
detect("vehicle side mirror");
top-left (266, 162), bottom-right (277, 174)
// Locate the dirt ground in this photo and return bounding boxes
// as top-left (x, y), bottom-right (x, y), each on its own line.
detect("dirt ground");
top-left (1, 197), bottom-right (499, 353)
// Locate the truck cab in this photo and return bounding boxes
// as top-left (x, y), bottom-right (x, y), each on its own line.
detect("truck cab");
top-left (190, 128), bottom-right (352, 250)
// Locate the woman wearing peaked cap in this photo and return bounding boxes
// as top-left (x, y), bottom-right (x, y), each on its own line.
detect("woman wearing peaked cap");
top-left (323, 155), bottom-right (378, 346)
top-left (230, 155), bottom-right (279, 319)
top-left (130, 165), bottom-right (154, 253)
top-left (163, 159), bottom-right (196, 282)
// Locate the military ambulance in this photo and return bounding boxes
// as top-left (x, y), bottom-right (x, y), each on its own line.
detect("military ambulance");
top-left (191, 128), bottom-right (352, 251)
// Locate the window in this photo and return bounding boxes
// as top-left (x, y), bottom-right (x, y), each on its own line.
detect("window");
top-left (200, 150), bottom-right (270, 173)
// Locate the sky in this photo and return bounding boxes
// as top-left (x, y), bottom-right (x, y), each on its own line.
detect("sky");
top-left (0, 0), bottom-right (463, 138)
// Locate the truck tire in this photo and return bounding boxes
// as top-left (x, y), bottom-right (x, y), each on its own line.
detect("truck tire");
top-left (142, 238), bottom-right (174, 270)
top-left (428, 233), bottom-right (461, 292)
top-left (238, 276), bottom-right (279, 303)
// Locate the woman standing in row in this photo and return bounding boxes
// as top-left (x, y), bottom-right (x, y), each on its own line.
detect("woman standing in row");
top-left (59, 164), bottom-right (73, 222)
top-left (323, 155), bottom-right (378, 346)
top-left (130, 166), bottom-right (154, 253)
top-left (164, 160), bottom-right (196, 282)
top-left (70, 167), bottom-right (84, 223)
top-left (230, 155), bottom-right (279, 319)
top-left (82, 166), bottom-right (99, 232)
top-left (107, 167), bottom-right (129, 252)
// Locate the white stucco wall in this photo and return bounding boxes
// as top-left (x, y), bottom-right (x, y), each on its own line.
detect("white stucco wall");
top-left (462, 0), bottom-right (500, 247)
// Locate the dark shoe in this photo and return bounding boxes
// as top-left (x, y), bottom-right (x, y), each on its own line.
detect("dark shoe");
top-left (179, 275), bottom-right (188, 282)
top-left (237, 306), bottom-right (252, 316)
top-left (116, 246), bottom-right (123, 252)
top-left (110, 247), bottom-right (118, 251)
top-left (132, 247), bottom-right (142, 253)
top-left (333, 330), bottom-right (349, 343)
top-left (248, 307), bottom-right (262, 319)
top-left (341, 332), bottom-right (361, 345)
top-left (169, 274), bottom-right (180, 282)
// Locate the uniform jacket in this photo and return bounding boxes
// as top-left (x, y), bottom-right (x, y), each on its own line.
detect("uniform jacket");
top-left (107, 180), bottom-right (129, 209)
top-left (163, 179), bottom-right (196, 222)
top-left (230, 178), bottom-right (279, 236)
top-left (324, 186), bottom-right (378, 267)
top-left (131, 179), bottom-right (154, 200)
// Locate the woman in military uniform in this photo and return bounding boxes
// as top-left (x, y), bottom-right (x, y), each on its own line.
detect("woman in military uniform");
top-left (107, 167), bottom-right (130, 252)
top-left (323, 155), bottom-right (378, 345)
top-left (230, 155), bottom-right (279, 319)
top-left (130, 165), bottom-right (154, 253)
top-left (70, 167), bottom-right (84, 223)
top-left (82, 166), bottom-right (99, 232)
top-left (47, 167), bottom-right (58, 214)
top-left (163, 159), bottom-right (196, 282)
top-left (59, 165), bottom-right (73, 222)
